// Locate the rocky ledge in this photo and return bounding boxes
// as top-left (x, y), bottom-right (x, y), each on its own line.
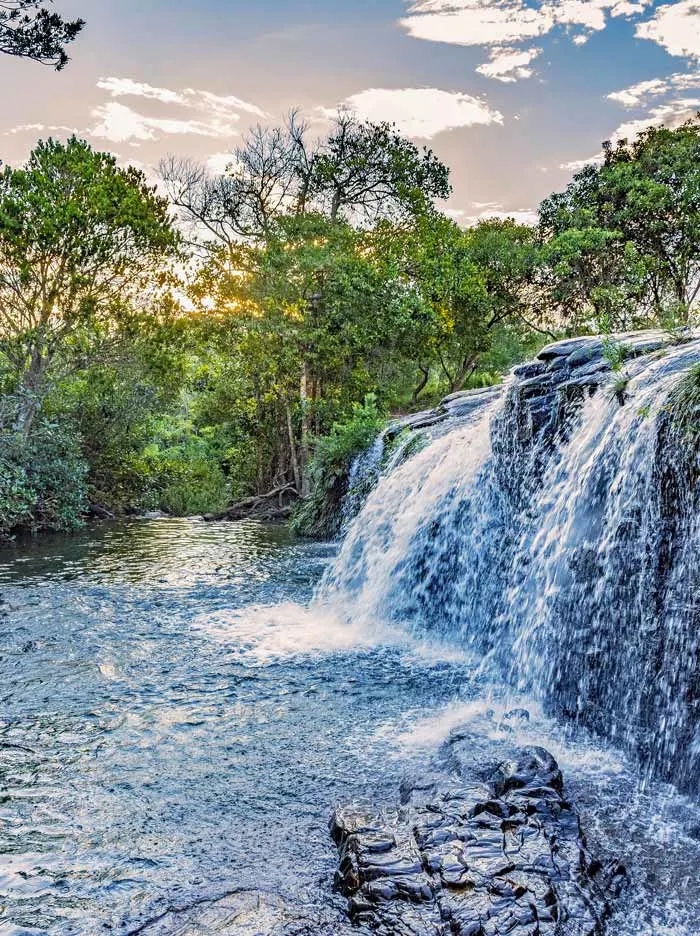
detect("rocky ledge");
top-left (331, 745), bottom-right (626, 936)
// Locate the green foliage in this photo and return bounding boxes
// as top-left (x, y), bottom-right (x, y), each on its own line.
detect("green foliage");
top-left (292, 395), bottom-right (385, 537)
top-left (5, 114), bottom-right (699, 539)
top-left (668, 364), bottom-right (700, 442)
top-left (0, 1), bottom-right (84, 69)
top-left (0, 137), bottom-right (178, 437)
top-left (539, 117), bottom-right (700, 330)
top-left (0, 420), bottom-right (87, 537)
top-left (602, 337), bottom-right (629, 372)
top-left (131, 425), bottom-right (230, 516)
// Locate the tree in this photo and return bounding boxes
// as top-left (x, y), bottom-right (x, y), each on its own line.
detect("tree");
top-left (307, 111), bottom-right (451, 224)
top-left (0, 1), bottom-right (84, 69)
top-left (0, 137), bottom-right (178, 435)
top-left (189, 213), bottom-right (417, 494)
top-left (376, 213), bottom-right (543, 397)
top-left (165, 113), bottom-right (451, 493)
top-left (539, 116), bottom-right (700, 329)
top-left (161, 111), bottom-right (451, 246)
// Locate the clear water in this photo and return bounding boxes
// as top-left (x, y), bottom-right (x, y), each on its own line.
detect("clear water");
top-left (1, 519), bottom-right (699, 934)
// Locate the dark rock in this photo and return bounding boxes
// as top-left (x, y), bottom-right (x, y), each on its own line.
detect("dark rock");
top-left (511, 361), bottom-right (548, 380)
top-left (331, 747), bottom-right (625, 936)
top-left (538, 337), bottom-right (601, 361)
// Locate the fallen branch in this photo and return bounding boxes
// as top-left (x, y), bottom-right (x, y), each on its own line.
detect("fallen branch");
top-left (203, 483), bottom-right (299, 522)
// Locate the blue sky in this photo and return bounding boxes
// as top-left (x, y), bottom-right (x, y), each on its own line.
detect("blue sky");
top-left (1, 0), bottom-right (699, 221)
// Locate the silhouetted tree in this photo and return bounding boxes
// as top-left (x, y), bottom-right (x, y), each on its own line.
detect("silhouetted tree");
top-left (0, 1), bottom-right (84, 69)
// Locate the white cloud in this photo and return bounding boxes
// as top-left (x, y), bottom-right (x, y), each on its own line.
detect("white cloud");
top-left (401, 1), bottom-right (553, 48)
top-left (6, 123), bottom-right (45, 135)
top-left (5, 122), bottom-right (81, 137)
top-left (324, 88), bottom-right (503, 139)
top-left (608, 71), bottom-right (700, 107)
top-left (560, 96), bottom-right (700, 174)
top-left (611, 97), bottom-right (700, 142)
top-left (97, 77), bottom-right (185, 105)
top-left (465, 205), bottom-right (539, 226)
top-left (401, 0), bottom-right (653, 50)
top-left (206, 151), bottom-right (235, 174)
top-left (636, 1), bottom-right (700, 60)
top-left (560, 153), bottom-right (605, 170)
top-left (91, 102), bottom-right (241, 144)
top-left (476, 46), bottom-right (541, 81)
top-left (98, 76), bottom-right (267, 119)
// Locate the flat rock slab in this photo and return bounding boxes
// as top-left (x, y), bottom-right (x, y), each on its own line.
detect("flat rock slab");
top-left (331, 746), bottom-right (626, 936)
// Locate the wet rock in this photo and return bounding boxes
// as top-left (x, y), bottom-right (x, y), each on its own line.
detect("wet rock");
top-left (537, 336), bottom-right (602, 361)
top-left (331, 747), bottom-right (626, 936)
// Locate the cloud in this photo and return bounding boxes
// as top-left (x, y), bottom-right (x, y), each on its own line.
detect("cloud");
top-left (476, 46), bottom-right (542, 81)
top-left (400, 0), bottom-right (654, 80)
top-left (87, 77), bottom-right (267, 145)
top-left (5, 122), bottom-right (81, 137)
top-left (400, 0), bottom-right (652, 49)
top-left (400, 1), bottom-right (552, 48)
top-left (98, 76), bottom-right (267, 119)
top-left (560, 96), bottom-right (700, 174)
top-left (97, 77), bottom-right (185, 105)
top-left (560, 153), bottom-right (605, 170)
top-left (610, 97), bottom-right (700, 142)
top-left (323, 88), bottom-right (503, 139)
top-left (91, 102), bottom-right (241, 144)
top-left (608, 71), bottom-right (700, 107)
top-left (206, 151), bottom-right (236, 174)
top-left (6, 123), bottom-right (45, 135)
top-left (636, 1), bottom-right (700, 60)
top-left (465, 205), bottom-right (539, 226)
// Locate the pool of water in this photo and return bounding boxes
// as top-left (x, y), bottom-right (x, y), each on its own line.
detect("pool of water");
top-left (1, 519), bottom-right (699, 934)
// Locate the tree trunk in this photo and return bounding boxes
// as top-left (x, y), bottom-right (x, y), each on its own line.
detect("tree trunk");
top-left (285, 402), bottom-right (302, 495)
top-left (14, 349), bottom-right (47, 439)
top-left (411, 366), bottom-right (430, 406)
top-left (450, 353), bottom-right (480, 394)
top-left (299, 362), bottom-right (311, 497)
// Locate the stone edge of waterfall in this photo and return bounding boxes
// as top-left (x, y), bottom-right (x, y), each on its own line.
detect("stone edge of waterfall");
top-left (337, 327), bottom-right (694, 532)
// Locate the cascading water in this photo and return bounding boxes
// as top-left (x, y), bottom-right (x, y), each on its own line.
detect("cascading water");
top-left (319, 336), bottom-right (700, 796)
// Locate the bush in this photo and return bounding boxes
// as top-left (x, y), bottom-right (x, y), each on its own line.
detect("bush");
top-left (293, 395), bottom-right (385, 537)
top-left (668, 363), bottom-right (700, 442)
top-left (0, 421), bottom-right (88, 537)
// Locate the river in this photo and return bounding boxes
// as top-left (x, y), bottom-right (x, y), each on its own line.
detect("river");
top-left (1, 519), bottom-right (699, 934)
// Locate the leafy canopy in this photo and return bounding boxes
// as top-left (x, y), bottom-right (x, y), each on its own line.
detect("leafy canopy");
top-left (539, 116), bottom-right (700, 329)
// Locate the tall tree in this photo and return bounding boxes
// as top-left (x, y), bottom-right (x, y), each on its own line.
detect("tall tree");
top-left (539, 116), bottom-right (700, 328)
top-left (0, 137), bottom-right (178, 434)
top-left (161, 111), bottom-right (451, 245)
top-left (0, 1), bottom-right (84, 68)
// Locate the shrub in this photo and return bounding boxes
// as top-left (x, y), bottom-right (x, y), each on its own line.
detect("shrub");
top-left (293, 395), bottom-right (385, 537)
top-left (668, 363), bottom-right (700, 442)
top-left (0, 421), bottom-right (88, 537)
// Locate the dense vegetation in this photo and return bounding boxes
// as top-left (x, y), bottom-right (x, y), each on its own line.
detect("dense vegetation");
top-left (0, 114), bottom-right (698, 538)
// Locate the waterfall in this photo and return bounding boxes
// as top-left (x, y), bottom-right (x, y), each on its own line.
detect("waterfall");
top-left (318, 335), bottom-right (700, 795)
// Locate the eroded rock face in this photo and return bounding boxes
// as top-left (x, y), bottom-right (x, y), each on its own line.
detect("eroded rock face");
top-left (331, 747), bottom-right (626, 936)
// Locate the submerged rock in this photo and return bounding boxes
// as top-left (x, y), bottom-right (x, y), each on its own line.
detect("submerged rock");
top-left (133, 889), bottom-right (358, 935)
top-left (331, 746), bottom-right (626, 935)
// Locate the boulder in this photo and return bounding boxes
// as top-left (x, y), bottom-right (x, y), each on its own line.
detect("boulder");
top-left (331, 746), bottom-right (626, 936)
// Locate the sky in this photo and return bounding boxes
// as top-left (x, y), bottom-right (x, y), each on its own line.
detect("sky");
top-left (1, 0), bottom-right (699, 223)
